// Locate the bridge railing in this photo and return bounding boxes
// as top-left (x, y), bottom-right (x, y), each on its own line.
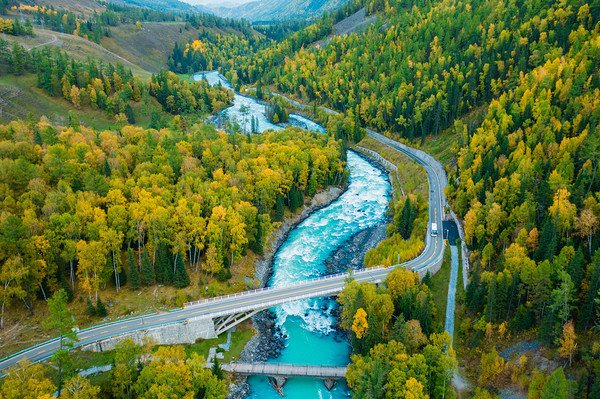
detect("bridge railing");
top-left (185, 265), bottom-right (389, 308)
top-left (185, 263), bottom-right (426, 320)
top-left (185, 245), bottom-right (444, 312)
top-left (225, 362), bottom-right (347, 377)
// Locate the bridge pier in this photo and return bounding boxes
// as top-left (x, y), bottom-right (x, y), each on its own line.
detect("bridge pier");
top-left (323, 378), bottom-right (336, 390)
top-left (268, 376), bottom-right (287, 396)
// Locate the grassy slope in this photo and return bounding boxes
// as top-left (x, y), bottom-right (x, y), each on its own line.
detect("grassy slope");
top-left (101, 23), bottom-right (245, 74)
top-left (35, 0), bottom-right (105, 17)
top-left (101, 22), bottom-right (200, 73)
top-left (6, 28), bottom-right (151, 78)
top-left (356, 135), bottom-right (428, 202)
top-left (0, 73), bottom-right (171, 128)
top-left (429, 244), bottom-right (452, 328)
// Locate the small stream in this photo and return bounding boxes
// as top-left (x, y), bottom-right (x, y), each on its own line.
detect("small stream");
top-left (195, 71), bottom-right (391, 398)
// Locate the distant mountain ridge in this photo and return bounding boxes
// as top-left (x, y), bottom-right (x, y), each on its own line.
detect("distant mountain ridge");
top-left (206, 0), bottom-right (350, 21)
top-left (116, 0), bottom-right (351, 22)
top-left (111, 0), bottom-right (213, 15)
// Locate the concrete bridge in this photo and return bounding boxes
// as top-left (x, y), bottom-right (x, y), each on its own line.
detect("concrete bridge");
top-left (0, 131), bottom-right (448, 375)
top-left (223, 362), bottom-right (347, 393)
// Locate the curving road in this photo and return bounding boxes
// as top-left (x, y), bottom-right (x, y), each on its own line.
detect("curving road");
top-left (0, 131), bottom-right (447, 375)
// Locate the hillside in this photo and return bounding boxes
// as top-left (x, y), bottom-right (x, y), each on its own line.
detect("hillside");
top-left (313, 7), bottom-right (377, 48)
top-left (112, 0), bottom-right (200, 13)
top-left (207, 0), bottom-right (350, 21)
top-left (36, 0), bottom-right (105, 17)
top-left (219, 0), bottom-right (600, 396)
top-left (100, 22), bottom-right (203, 73)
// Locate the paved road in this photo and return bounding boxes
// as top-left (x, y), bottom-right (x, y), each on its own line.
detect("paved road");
top-left (0, 132), bottom-right (447, 375)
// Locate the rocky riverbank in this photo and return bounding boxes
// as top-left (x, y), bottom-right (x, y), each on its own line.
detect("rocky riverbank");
top-left (325, 222), bottom-right (389, 274)
top-left (228, 151), bottom-right (393, 399)
top-left (226, 184), bottom-right (347, 398)
top-left (325, 150), bottom-right (393, 273)
top-left (254, 185), bottom-right (347, 287)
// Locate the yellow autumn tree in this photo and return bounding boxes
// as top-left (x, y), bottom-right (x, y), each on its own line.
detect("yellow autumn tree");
top-left (479, 348), bottom-right (505, 386)
top-left (1, 360), bottom-right (56, 399)
top-left (559, 320), bottom-right (576, 367)
top-left (70, 85), bottom-right (81, 109)
top-left (549, 188), bottom-right (577, 237)
top-left (352, 308), bottom-right (368, 339)
top-left (76, 240), bottom-right (108, 301)
top-left (404, 377), bottom-right (428, 399)
top-left (575, 208), bottom-right (599, 254)
top-left (62, 375), bottom-right (100, 399)
top-left (386, 266), bottom-right (419, 302)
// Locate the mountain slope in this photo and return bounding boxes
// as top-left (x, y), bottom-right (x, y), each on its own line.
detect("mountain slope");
top-left (112, 0), bottom-right (213, 14)
top-left (207, 0), bottom-right (350, 21)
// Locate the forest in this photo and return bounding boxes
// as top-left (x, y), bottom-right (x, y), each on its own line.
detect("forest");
top-left (0, 42), bottom-right (233, 125)
top-left (0, 0), bottom-right (599, 395)
top-left (0, 117), bottom-right (345, 331)
top-left (11, 1), bottom-right (258, 44)
top-left (200, 0), bottom-right (600, 396)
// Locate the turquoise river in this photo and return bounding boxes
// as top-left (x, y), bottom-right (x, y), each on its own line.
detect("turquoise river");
top-left (195, 71), bottom-right (391, 398)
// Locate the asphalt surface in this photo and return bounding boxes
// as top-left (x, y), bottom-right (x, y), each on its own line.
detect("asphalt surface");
top-left (0, 131), bottom-right (447, 375)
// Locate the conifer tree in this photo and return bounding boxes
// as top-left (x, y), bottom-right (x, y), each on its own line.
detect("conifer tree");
top-left (127, 248), bottom-right (140, 290)
top-left (96, 297), bottom-right (107, 317)
top-left (250, 214), bottom-right (264, 256)
top-left (103, 158), bottom-right (111, 177)
top-left (308, 172), bottom-right (317, 197)
top-left (288, 186), bottom-right (299, 212)
top-left (141, 248), bottom-right (155, 286)
top-left (86, 297), bottom-right (96, 317)
top-left (156, 244), bottom-right (170, 284)
top-left (274, 192), bottom-right (284, 222)
top-left (174, 253), bottom-right (190, 288)
top-left (397, 197), bottom-right (413, 239)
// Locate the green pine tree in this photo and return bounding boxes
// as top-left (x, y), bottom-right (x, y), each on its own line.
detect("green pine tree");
top-left (155, 244), bottom-right (168, 284)
top-left (274, 192), bottom-right (285, 222)
top-left (174, 253), bottom-right (190, 288)
top-left (212, 358), bottom-right (224, 380)
top-left (422, 271), bottom-right (432, 287)
top-left (397, 197), bottom-right (413, 239)
top-left (103, 157), bottom-right (111, 177)
top-left (288, 186), bottom-right (298, 212)
top-left (96, 297), bottom-right (107, 317)
top-left (33, 129), bottom-right (43, 146)
top-left (128, 248), bottom-right (141, 290)
top-left (535, 218), bottom-right (557, 262)
top-left (541, 367), bottom-right (572, 398)
top-left (141, 248), bottom-right (155, 286)
top-left (308, 172), bottom-right (317, 197)
top-left (297, 185), bottom-right (304, 206)
top-left (86, 297), bottom-right (96, 317)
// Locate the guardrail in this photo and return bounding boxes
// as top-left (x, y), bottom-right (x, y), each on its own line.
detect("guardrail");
top-left (186, 268), bottom-right (401, 319)
top-left (184, 265), bottom-right (388, 308)
top-left (224, 362), bottom-right (347, 377)
top-left (183, 251), bottom-right (442, 315)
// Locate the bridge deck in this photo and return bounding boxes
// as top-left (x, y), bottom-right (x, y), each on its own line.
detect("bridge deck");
top-left (222, 362), bottom-right (347, 379)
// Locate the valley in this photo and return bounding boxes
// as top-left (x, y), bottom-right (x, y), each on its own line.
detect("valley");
top-left (0, 0), bottom-right (599, 398)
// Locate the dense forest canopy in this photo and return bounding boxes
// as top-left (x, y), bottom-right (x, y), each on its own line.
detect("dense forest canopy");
top-left (0, 118), bottom-right (345, 323)
top-left (201, 0), bottom-right (600, 396)
top-left (1, 0), bottom-right (600, 395)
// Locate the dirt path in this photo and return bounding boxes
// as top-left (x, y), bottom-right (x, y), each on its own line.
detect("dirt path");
top-left (26, 33), bottom-right (58, 51)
